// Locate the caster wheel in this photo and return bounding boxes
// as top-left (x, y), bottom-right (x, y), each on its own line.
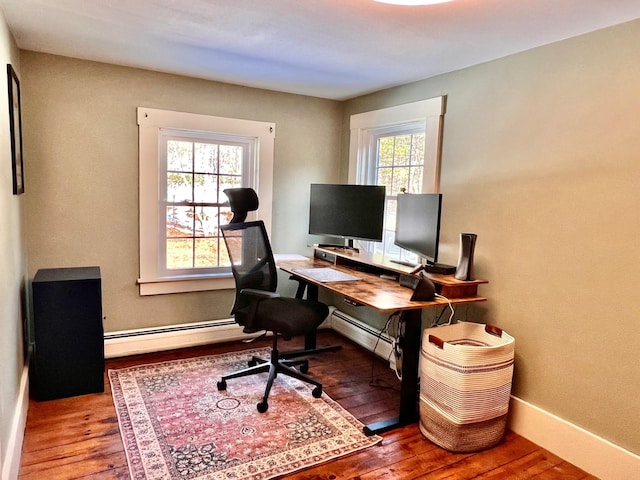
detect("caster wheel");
top-left (257, 401), bottom-right (269, 413)
top-left (299, 362), bottom-right (309, 374)
top-left (312, 386), bottom-right (322, 398)
top-left (217, 379), bottom-right (227, 391)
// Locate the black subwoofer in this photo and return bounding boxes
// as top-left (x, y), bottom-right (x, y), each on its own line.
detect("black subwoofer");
top-left (32, 267), bottom-right (104, 400)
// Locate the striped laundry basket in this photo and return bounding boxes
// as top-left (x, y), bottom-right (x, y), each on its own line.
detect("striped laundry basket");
top-left (419, 321), bottom-right (515, 452)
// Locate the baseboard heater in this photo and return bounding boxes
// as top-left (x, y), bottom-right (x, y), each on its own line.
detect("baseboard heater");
top-left (103, 308), bottom-right (392, 362)
top-left (103, 318), bottom-right (256, 359)
top-left (329, 308), bottom-right (393, 363)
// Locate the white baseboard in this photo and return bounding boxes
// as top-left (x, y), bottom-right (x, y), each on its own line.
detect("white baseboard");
top-left (2, 363), bottom-right (29, 480)
top-left (104, 312), bottom-right (639, 479)
top-left (104, 318), bottom-right (258, 359)
top-left (508, 396), bottom-right (639, 480)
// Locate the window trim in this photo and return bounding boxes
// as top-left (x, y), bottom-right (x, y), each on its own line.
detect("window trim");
top-left (137, 107), bottom-right (275, 295)
top-left (348, 96), bottom-right (445, 192)
top-left (348, 97), bottom-right (446, 257)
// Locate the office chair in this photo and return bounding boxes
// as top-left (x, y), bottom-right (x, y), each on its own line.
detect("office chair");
top-left (217, 219), bottom-right (329, 412)
top-left (223, 187), bottom-right (340, 355)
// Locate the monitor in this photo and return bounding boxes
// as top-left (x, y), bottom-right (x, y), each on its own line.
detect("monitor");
top-left (309, 184), bottom-right (386, 248)
top-left (394, 193), bottom-right (442, 265)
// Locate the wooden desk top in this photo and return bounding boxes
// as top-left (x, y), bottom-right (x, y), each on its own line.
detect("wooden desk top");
top-left (278, 256), bottom-right (486, 313)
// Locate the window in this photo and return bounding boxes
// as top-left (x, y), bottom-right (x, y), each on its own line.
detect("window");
top-left (348, 97), bottom-right (445, 261)
top-left (138, 107), bottom-right (275, 295)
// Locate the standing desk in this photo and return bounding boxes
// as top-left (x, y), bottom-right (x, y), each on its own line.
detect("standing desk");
top-left (278, 246), bottom-right (487, 435)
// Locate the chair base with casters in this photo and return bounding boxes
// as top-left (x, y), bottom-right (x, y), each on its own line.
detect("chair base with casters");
top-left (217, 332), bottom-right (323, 413)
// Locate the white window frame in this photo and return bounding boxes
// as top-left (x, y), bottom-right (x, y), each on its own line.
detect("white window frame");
top-left (138, 107), bottom-right (275, 295)
top-left (348, 97), bottom-right (445, 255)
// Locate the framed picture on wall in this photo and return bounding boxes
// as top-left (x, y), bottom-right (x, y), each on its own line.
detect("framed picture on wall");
top-left (7, 64), bottom-right (24, 195)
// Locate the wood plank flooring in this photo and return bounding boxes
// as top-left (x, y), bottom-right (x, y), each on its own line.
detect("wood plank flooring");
top-left (19, 330), bottom-right (598, 479)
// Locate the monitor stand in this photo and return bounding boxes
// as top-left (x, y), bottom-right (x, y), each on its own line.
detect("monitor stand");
top-left (316, 239), bottom-right (359, 253)
top-left (390, 260), bottom-right (456, 275)
top-left (420, 262), bottom-right (457, 275)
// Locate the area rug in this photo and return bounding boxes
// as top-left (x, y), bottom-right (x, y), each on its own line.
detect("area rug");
top-left (109, 348), bottom-right (382, 479)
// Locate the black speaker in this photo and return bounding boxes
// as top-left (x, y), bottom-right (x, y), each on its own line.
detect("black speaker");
top-left (32, 267), bottom-right (104, 400)
top-left (454, 233), bottom-right (477, 281)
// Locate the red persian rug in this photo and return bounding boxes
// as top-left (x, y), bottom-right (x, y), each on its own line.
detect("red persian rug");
top-left (109, 348), bottom-right (382, 479)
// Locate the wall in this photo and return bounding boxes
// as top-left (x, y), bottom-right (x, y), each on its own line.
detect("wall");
top-left (21, 52), bottom-right (343, 333)
top-left (343, 19), bottom-right (640, 455)
top-left (0, 9), bottom-right (26, 478)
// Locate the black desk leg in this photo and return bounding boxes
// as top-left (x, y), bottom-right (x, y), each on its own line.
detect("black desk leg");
top-left (364, 309), bottom-right (421, 436)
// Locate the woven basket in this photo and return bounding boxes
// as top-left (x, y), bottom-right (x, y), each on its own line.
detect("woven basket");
top-left (419, 321), bottom-right (515, 452)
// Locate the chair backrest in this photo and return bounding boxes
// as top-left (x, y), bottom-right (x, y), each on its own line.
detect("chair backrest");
top-left (224, 187), bottom-right (259, 223)
top-left (220, 220), bottom-right (278, 315)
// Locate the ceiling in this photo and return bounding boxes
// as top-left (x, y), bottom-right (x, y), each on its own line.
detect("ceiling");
top-left (1, 0), bottom-right (640, 100)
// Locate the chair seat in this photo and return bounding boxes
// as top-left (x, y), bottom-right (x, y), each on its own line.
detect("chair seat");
top-left (236, 297), bottom-right (329, 337)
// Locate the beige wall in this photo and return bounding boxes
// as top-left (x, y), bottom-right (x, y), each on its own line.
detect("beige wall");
top-left (21, 52), bottom-right (343, 333)
top-left (0, 9), bottom-right (26, 474)
top-left (344, 19), bottom-right (640, 455)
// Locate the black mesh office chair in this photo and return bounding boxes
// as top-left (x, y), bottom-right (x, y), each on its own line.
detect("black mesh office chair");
top-left (217, 219), bottom-right (329, 412)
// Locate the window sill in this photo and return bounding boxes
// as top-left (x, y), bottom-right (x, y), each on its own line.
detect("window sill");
top-left (138, 274), bottom-right (235, 296)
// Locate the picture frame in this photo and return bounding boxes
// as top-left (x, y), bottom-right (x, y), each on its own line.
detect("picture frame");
top-left (7, 64), bottom-right (24, 195)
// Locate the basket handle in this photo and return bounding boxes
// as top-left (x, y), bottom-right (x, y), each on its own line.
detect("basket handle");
top-left (485, 324), bottom-right (503, 337)
top-left (428, 334), bottom-right (445, 349)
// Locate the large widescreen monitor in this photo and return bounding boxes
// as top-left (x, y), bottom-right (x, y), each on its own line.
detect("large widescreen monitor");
top-left (309, 184), bottom-right (386, 247)
top-left (394, 193), bottom-right (442, 265)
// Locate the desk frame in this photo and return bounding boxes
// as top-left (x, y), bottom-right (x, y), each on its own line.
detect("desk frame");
top-left (279, 247), bottom-right (487, 435)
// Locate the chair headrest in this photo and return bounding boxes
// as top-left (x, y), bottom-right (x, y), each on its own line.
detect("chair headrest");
top-left (224, 188), bottom-right (259, 223)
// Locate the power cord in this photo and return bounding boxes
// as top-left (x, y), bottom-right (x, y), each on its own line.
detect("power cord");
top-left (433, 293), bottom-right (455, 326)
top-left (368, 312), bottom-right (401, 389)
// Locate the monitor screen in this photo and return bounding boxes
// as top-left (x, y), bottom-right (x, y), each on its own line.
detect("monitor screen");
top-left (394, 193), bottom-right (442, 264)
top-left (309, 184), bottom-right (386, 243)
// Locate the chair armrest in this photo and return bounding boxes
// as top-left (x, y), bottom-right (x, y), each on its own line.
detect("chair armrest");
top-left (240, 289), bottom-right (280, 333)
top-left (240, 288), bottom-right (280, 299)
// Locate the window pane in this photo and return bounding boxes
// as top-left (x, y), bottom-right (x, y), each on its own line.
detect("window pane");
top-left (378, 137), bottom-right (395, 167)
top-left (377, 166), bottom-right (393, 187)
top-left (218, 145), bottom-right (243, 175)
top-left (218, 175), bottom-right (243, 202)
top-left (193, 173), bottom-right (218, 203)
top-left (167, 206), bottom-right (194, 237)
top-left (166, 238), bottom-right (194, 269)
top-left (218, 236), bottom-right (231, 266)
top-left (394, 135), bottom-right (411, 166)
top-left (391, 167), bottom-right (410, 195)
top-left (219, 206), bottom-right (233, 227)
top-left (167, 172), bottom-right (193, 202)
top-left (167, 140), bottom-right (193, 172)
top-left (408, 167), bottom-right (423, 193)
top-left (194, 142), bottom-right (218, 173)
top-left (410, 133), bottom-right (425, 165)
top-left (194, 238), bottom-right (219, 268)
top-left (193, 206), bottom-right (217, 237)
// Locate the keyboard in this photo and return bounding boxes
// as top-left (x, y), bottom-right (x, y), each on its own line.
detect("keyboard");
top-left (292, 267), bottom-right (361, 283)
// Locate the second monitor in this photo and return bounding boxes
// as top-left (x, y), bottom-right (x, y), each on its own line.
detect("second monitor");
top-left (394, 193), bottom-right (456, 275)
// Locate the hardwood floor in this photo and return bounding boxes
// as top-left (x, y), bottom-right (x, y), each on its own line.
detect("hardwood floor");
top-left (19, 330), bottom-right (597, 479)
